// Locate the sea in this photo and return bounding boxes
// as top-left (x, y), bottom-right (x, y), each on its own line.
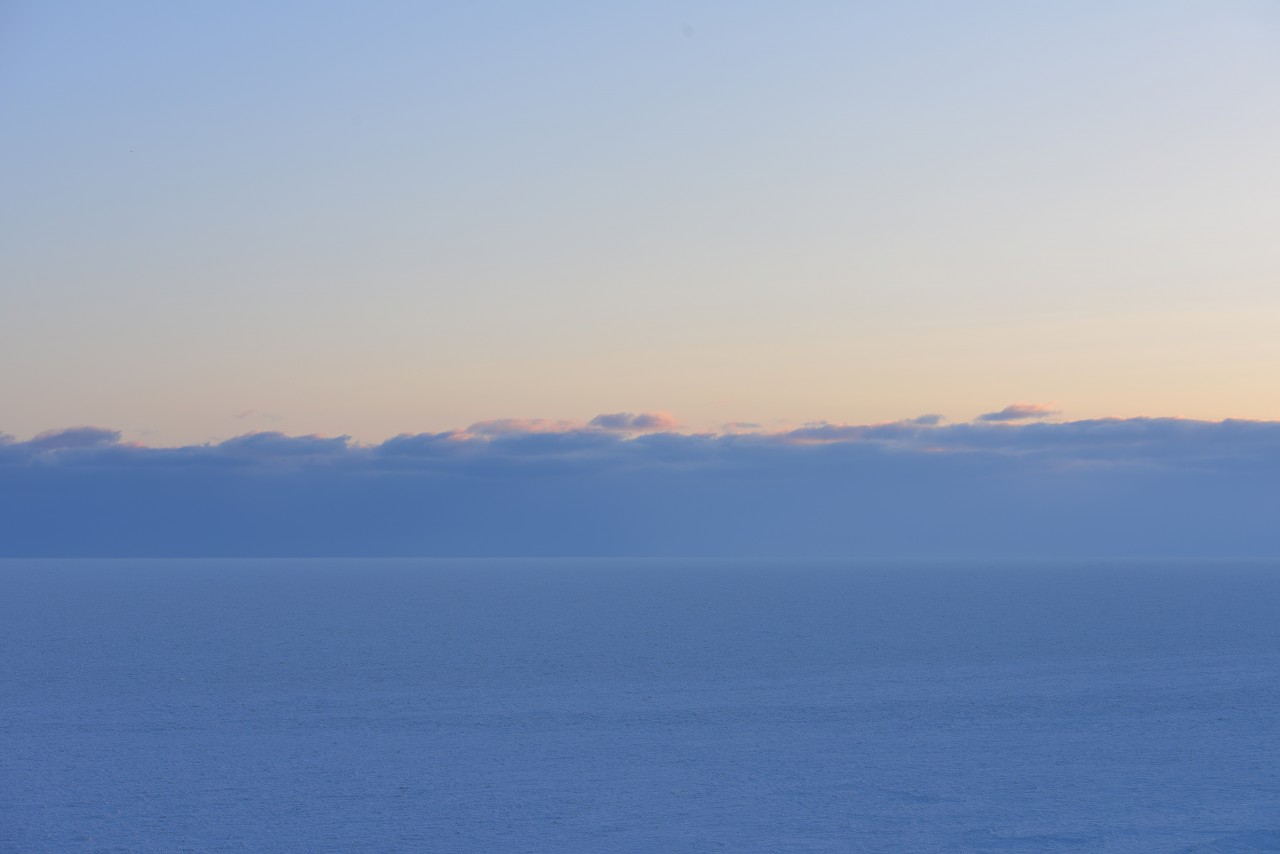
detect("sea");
top-left (2, 559), bottom-right (1278, 852)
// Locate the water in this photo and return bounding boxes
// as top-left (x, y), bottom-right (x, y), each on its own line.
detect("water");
top-left (2, 559), bottom-right (1279, 852)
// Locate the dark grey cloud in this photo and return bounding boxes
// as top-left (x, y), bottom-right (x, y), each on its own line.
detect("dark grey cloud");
top-left (3, 415), bottom-right (1279, 557)
top-left (977, 403), bottom-right (1060, 422)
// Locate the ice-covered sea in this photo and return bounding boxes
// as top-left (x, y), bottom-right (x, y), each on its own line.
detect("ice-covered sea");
top-left (2, 559), bottom-right (1279, 852)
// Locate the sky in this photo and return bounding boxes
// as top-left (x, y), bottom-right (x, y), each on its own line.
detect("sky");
top-left (3, 0), bottom-right (1279, 445)
top-left (2, 2), bottom-right (1279, 556)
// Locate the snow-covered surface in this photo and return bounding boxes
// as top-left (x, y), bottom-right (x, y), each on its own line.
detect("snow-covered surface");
top-left (2, 559), bottom-right (1278, 852)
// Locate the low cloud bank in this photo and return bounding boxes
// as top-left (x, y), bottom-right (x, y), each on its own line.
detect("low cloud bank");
top-left (3, 415), bottom-right (1278, 557)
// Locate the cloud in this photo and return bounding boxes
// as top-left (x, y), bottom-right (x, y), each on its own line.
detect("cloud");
top-left (588, 412), bottom-right (679, 433)
top-left (977, 403), bottom-right (1060, 422)
top-left (464, 418), bottom-right (581, 436)
top-left (216, 432), bottom-right (352, 459)
top-left (234, 409), bottom-right (280, 421)
top-left (25, 426), bottom-right (122, 451)
top-left (3, 415), bottom-right (1280, 557)
top-left (773, 415), bottom-right (946, 444)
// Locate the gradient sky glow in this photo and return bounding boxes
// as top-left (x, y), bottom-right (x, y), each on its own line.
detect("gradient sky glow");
top-left (4, 1), bottom-right (1280, 445)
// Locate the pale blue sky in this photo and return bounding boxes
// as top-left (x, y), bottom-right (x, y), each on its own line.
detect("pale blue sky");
top-left (3, 1), bottom-right (1278, 443)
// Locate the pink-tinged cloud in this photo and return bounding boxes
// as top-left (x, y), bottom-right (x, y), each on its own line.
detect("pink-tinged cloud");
top-left (588, 412), bottom-right (679, 433)
top-left (977, 403), bottom-right (1060, 423)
